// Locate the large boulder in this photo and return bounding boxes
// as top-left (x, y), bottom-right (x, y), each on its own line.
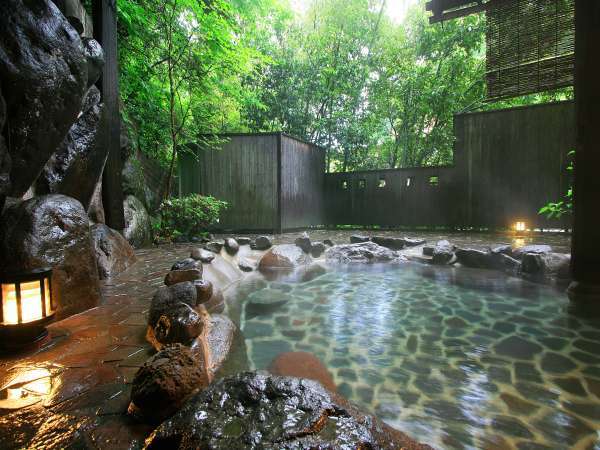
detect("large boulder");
top-left (294, 232), bottom-right (312, 253)
top-left (144, 372), bottom-right (432, 450)
top-left (0, 195), bottom-right (100, 319)
top-left (371, 236), bottom-right (405, 250)
top-left (129, 344), bottom-right (210, 424)
top-left (455, 248), bottom-right (494, 269)
top-left (0, 0), bottom-right (88, 197)
top-left (0, 87), bottom-right (10, 209)
top-left (91, 223), bottom-right (136, 279)
top-left (325, 241), bottom-right (398, 263)
top-left (432, 240), bottom-right (456, 265)
top-left (512, 244), bottom-right (553, 260)
top-left (269, 352), bottom-right (336, 392)
top-left (123, 195), bottom-right (152, 248)
top-left (251, 235), bottom-right (272, 250)
top-left (223, 238), bottom-right (239, 255)
top-left (36, 86), bottom-right (107, 210)
top-left (258, 244), bottom-right (312, 271)
top-left (521, 252), bottom-right (571, 283)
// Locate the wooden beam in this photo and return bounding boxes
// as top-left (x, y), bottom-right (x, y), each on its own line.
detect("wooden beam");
top-left (92, 0), bottom-right (125, 232)
top-left (427, 0), bottom-right (486, 24)
top-left (568, 0), bottom-right (600, 303)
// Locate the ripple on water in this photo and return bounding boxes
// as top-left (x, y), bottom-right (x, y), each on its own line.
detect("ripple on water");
top-left (233, 263), bottom-right (600, 450)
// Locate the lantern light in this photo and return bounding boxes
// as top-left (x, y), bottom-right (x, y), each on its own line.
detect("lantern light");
top-left (0, 268), bottom-right (55, 351)
top-left (514, 221), bottom-right (527, 232)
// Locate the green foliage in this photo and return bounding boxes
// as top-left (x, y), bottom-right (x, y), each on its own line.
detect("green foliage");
top-left (156, 194), bottom-right (228, 239)
top-left (539, 150), bottom-right (574, 219)
top-left (118, 0), bottom-right (574, 177)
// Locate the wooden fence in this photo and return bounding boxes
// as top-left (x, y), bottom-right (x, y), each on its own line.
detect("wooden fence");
top-left (179, 101), bottom-right (574, 232)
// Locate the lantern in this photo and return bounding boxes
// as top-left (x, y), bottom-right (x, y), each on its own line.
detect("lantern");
top-left (514, 221), bottom-right (527, 233)
top-left (0, 268), bottom-right (55, 350)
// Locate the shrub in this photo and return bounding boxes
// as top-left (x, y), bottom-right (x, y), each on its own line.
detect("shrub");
top-left (156, 194), bottom-right (227, 240)
top-left (539, 150), bottom-right (574, 220)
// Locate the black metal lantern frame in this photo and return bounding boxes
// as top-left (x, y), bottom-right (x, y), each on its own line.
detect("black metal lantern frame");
top-left (0, 268), bottom-right (56, 350)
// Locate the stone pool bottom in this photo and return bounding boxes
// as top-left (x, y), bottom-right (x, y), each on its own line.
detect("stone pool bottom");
top-left (226, 262), bottom-right (600, 450)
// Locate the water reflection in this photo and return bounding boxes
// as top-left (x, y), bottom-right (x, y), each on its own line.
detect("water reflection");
top-left (232, 263), bottom-right (600, 449)
top-left (0, 364), bottom-right (61, 409)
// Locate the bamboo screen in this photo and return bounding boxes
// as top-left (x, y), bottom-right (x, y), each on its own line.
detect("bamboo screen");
top-left (485, 0), bottom-right (574, 100)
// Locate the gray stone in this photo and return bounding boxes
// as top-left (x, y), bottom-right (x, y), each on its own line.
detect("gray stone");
top-left (202, 314), bottom-right (237, 378)
top-left (350, 234), bottom-right (370, 243)
top-left (238, 257), bottom-right (255, 272)
top-left (325, 242), bottom-right (398, 263)
top-left (164, 269), bottom-right (202, 286)
top-left (0, 195), bottom-right (100, 320)
top-left (310, 241), bottom-right (327, 258)
top-left (235, 237), bottom-right (251, 245)
top-left (224, 238), bottom-right (239, 255)
top-left (371, 236), bottom-right (405, 250)
top-left (191, 248), bottom-right (215, 263)
top-left (171, 258), bottom-right (202, 271)
top-left (521, 252), bottom-right (571, 282)
top-left (432, 240), bottom-right (456, 265)
top-left (35, 86), bottom-right (107, 210)
top-left (323, 239), bottom-right (334, 247)
top-left (193, 279), bottom-right (213, 304)
top-left (0, 0), bottom-right (87, 197)
top-left (402, 237), bottom-right (426, 247)
top-left (252, 235), bottom-right (272, 250)
top-left (512, 245), bottom-right (553, 259)
top-left (422, 246), bottom-right (434, 257)
top-left (294, 232), bottom-right (312, 253)
top-left (455, 248), bottom-right (493, 269)
top-left (258, 244), bottom-right (312, 270)
top-left (82, 38), bottom-right (103, 88)
top-left (91, 223), bottom-right (136, 280)
top-left (206, 241), bottom-right (223, 253)
top-left (123, 195), bottom-right (152, 248)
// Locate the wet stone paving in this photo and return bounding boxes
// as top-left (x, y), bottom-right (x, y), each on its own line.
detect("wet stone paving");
top-left (232, 263), bottom-right (600, 450)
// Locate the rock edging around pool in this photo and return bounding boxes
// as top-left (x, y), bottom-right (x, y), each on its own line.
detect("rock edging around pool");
top-left (129, 236), bottom-right (432, 449)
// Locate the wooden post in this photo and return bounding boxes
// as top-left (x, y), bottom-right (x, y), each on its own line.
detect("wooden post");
top-left (92, 0), bottom-right (125, 232)
top-left (568, 1), bottom-right (600, 302)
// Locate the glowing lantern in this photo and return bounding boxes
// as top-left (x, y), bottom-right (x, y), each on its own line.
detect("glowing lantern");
top-left (514, 221), bottom-right (527, 232)
top-left (0, 268), bottom-right (55, 350)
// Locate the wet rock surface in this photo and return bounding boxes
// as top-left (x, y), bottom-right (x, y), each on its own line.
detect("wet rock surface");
top-left (294, 232), bottom-right (312, 253)
top-left (129, 344), bottom-right (209, 424)
top-left (206, 241), bottom-right (224, 253)
top-left (123, 195), bottom-right (153, 248)
top-left (164, 268), bottom-right (202, 286)
top-left (191, 247), bottom-right (215, 263)
top-left (310, 241), bottom-right (327, 258)
top-left (252, 235), bottom-right (272, 250)
top-left (521, 252), bottom-right (571, 283)
top-left (194, 279), bottom-right (214, 304)
top-left (512, 244), bottom-right (553, 259)
top-left (36, 86), bottom-right (106, 210)
top-left (238, 257), bottom-right (255, 272)
top-left (372, 236), bottom-right (405, 250)
top-left (432, 240), bottom-right (456, 265)
top-left (0, 194), bottom-right (100, 319)
top-left (202, 314), bottom-right (237, 377)
top-left (0, 87), bottom-right (10, 208)
top-left (150, 302), bottom-right (206, 348)
top-left (0, 0), bottom-right (88, 197)
top-left (144, 371), bottom-right (429, 450)
top-left (325, 241), bottom-right (399, 263)
top-left (148, 282), bottom-right (199, 327)
top-left (455, 248), bottom-right (493, 269)
top-left (258, 244), bottom-right (312, 270)
top-left (91, 223), bottom-right (136, 279)
top-left (224, 237), bottom-right (239, 255)
top-left (350, 234), bottom-right (370, 243)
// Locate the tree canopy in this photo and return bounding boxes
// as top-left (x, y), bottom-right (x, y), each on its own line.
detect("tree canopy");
top-left (117, 0), bottom-right (573, 180)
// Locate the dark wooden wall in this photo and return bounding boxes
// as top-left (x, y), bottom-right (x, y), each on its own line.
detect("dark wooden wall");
top-left (280, 135), bottom-right (325, 230)
top-left (179, 134), bottom-right (279, 231)
top-left (325, 101), bottom-right (574, 229)
top-left (454, 100), bottom-right (574, 229)
top-left (324, 167), bottom-right (459, 227)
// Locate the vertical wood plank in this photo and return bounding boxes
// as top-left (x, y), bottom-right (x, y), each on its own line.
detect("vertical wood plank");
top-left (93, 0), bottom-right (124, 231)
